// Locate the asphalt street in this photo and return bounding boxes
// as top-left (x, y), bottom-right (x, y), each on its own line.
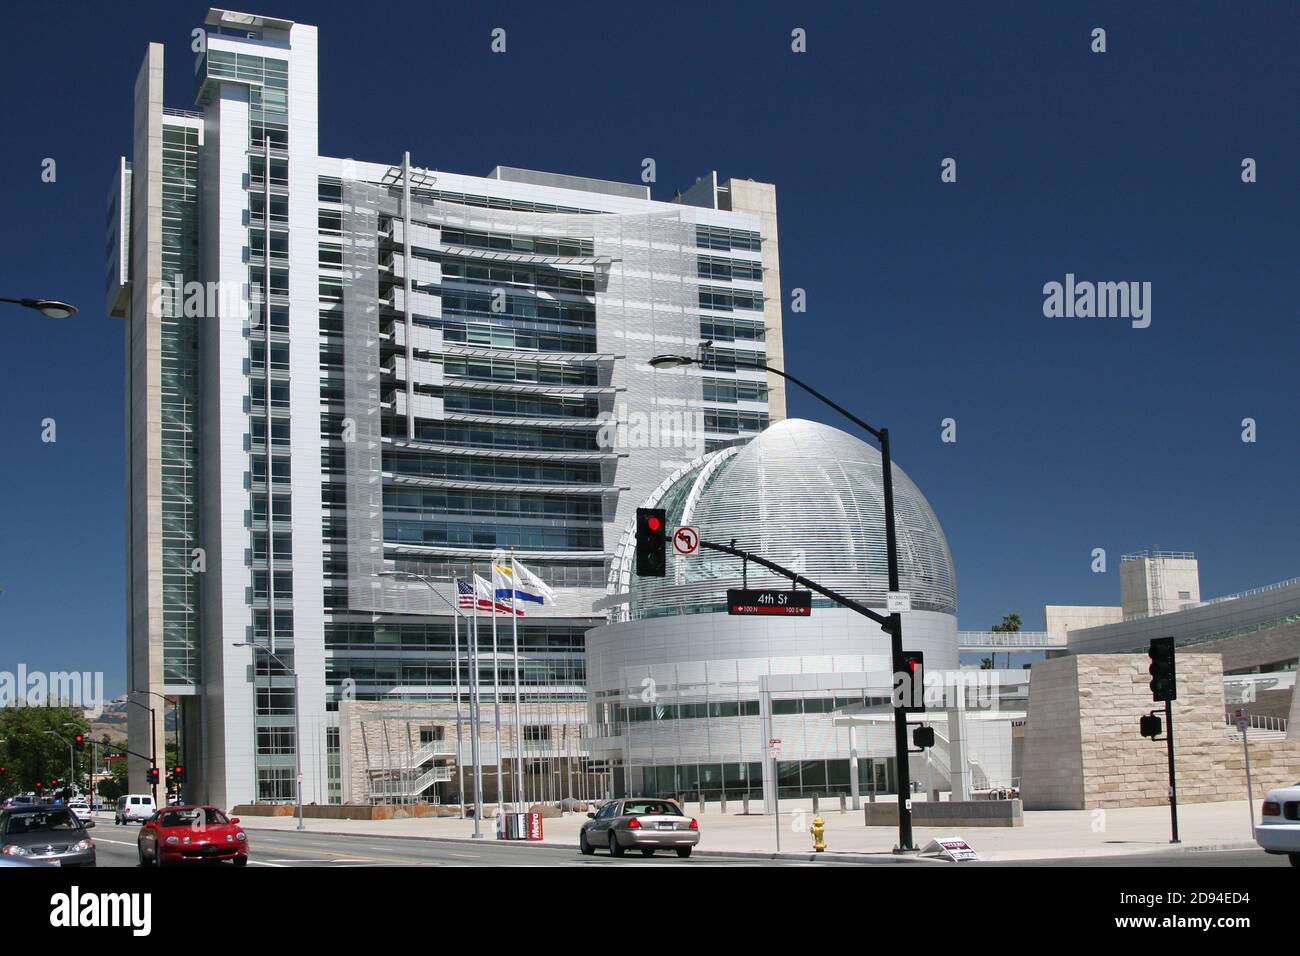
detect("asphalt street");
top-left (87, 819), bottom-right (838, 867)
top-left (86, 819), bottom-right (1290, 867)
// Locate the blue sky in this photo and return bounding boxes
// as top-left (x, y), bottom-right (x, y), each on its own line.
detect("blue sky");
top-left (0, 2), bottom-right (1295, 694)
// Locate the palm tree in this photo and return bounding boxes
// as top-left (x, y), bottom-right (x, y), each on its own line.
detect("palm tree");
top-left (989, 613), bottom-right (1022, 669)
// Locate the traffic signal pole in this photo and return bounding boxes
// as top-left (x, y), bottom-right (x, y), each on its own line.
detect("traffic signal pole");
top-left (696, 538), bottom-right (916, 851)
top-left (1165, 697), bottom-right (1179, 843)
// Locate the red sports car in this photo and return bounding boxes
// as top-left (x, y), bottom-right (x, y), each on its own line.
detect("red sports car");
top-left (137, 806), bottom-right (249, 866)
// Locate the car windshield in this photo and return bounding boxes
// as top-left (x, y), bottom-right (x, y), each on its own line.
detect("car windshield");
top-left (622, 801), bottom-right (681, 816)
top-left (159, 808), bottom-right (229, 828)
top-left (4, 809), bottom-right (81, 835)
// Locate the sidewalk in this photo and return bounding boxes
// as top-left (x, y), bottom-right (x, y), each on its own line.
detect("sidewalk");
top-left (230, 798), bottom-right (1265, 863)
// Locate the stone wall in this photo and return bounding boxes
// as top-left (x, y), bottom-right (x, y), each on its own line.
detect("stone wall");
top-left (1022, 654), bottom-right (1300, 810)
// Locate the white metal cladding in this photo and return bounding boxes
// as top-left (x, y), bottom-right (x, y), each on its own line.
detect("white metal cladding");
top-left (341, 179), bottom-right (716, 617)
top-left (614, 418), bottom-right (957, 619)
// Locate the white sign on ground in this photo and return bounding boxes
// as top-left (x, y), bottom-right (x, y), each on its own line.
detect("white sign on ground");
top-left (919, 837), bottom-right (979, 862)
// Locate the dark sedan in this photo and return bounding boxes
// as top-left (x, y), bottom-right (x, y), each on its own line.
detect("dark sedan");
top-left (0, 805), bottom-right (97, 866)
top-left (580, 798), bottom-right (700, 858)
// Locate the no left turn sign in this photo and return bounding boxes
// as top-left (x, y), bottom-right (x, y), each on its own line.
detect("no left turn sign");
top-left (673, 526), bottom-right (699, 556)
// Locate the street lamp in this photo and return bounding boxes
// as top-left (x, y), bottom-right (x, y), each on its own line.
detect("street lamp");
top-left (42, 730), bottom-right (77, 800)
top-left (379, 569), bottom-right (485, 838)
top-left (233, 642), bottom-right (304, 830)
top-left (125, 693), bottom-right (160, 806)
top-left (0, 296), bottom-right (78, 319)
top-left (649, 344), bottom-right (919, 851)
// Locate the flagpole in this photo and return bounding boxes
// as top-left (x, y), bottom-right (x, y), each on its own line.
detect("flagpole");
top-left (468, 572), bottom-right (484, 836)
top-left (452, 586), bottom-right (466, 818)
top-left (510, 550), bottom-right (525, 812)
top-left (490, 575), bottom-right (504, 814)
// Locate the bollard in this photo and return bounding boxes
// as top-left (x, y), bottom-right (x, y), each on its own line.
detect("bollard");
top-left (812, 793), bottom-right (819, 814)
top-left (743, 795), bottom-right (750, 815)
top-left (720, 793), bottom-right (727, 814)
top-left (699, 792), bottom-right (705, 815)
top-left (839, 794), bottom-right (846, 814)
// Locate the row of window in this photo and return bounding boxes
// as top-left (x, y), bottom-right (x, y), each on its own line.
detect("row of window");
top-left (704, 410), bottom-right (769, 435)
top-left (441, 356), bottom-right (600, 387)
top-left (384, 488), bottom-right (604, 521)
top-left (697, 255), bottom-right (763, 282)
top-left (699, 285), bottom-right (764, 312)
top-left (702, 377), bottom-right (768, 404)
top-left (439, 227), bottom-right (594, 258)
top-left (383, 519), bottom-right (602, 551)
top-left (385, 451), bottom-right (602, 484)
top-left (437, 259), bottom-right (595, 297)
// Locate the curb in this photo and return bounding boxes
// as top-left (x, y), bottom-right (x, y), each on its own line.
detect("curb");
top-left (231, 820), bottom-right (1264, 864)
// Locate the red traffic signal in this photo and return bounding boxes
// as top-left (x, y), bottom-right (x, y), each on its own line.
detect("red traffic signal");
top-left (74, 734), bottom-right (85, 745)
top-left (146, 767), bottom-right (160, 785)
top-left (635, 508), bottom-right (667, 577)
top-left (170, 765), bottom-right (186, 783)
top-left (896, 650), bottom-right (926, 713)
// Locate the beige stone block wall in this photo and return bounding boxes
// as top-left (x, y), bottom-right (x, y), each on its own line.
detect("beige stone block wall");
top-left (1023, 654), bottom-right (1300, 810)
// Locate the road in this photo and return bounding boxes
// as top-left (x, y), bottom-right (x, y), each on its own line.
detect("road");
top-left (87, 819), bottom-right (839, 867)
top-left (88, 819), bottom-right (1290, 867)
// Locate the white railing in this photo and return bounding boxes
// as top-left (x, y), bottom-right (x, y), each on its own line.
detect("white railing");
top-left (368, 766), bottom-right (452, 799)
top-left (1226, 714), bottom-right (1289, 734)
top-left (367, 738), bottom-right (454, 771)
top-left (958, 631), bottom-right (1065, 649)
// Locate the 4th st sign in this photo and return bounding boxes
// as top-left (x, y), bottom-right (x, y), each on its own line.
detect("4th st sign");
top-left (727, 589), bottom-right (812, 616)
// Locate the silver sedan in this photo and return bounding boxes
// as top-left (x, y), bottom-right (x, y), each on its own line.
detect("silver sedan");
top-left (580, 799), bottom-right (700, 858)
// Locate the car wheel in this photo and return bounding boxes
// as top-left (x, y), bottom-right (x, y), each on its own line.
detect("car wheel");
top-left (137, 845), bottom-right (147, 867)
top-left (233, 856), bottom-right (248, 867)
top-left (676, 846), bottom-right (692, 858)
top-left (640, 847), bottom-right (655, 857)
top-left (579, 830), bottom-right (595, 856)
top-left (608, 832), bottom-right (625, 857)
top-left (152, 845), bottom-right (164, 867)
top-left (1289, 853), bottom-right (1299, 867)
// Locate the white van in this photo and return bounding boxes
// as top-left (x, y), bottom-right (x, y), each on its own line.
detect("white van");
top-left (115, 793), bottom-right (157, 824)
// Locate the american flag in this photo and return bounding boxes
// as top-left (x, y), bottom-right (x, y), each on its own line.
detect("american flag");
top-left (457, 576), bottom-right (524, 615)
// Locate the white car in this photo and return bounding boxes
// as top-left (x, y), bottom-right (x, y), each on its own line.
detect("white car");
top-left (1255, 783), bottom-right (1300, 866)
top-left (67, 801), bottom-right (93, 823)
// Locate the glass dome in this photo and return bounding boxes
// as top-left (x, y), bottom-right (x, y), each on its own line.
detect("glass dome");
top-left (609, 418), bottom-right (957, 619)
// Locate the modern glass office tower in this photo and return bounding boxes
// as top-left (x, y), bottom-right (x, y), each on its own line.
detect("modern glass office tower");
top-left (108, 9), bottom-right (785, 808)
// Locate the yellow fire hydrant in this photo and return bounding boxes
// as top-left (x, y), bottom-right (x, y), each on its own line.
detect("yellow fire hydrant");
top-left (810, 815), bottom-right (826, 852)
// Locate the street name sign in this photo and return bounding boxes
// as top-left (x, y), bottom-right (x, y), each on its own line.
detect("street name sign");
top-left (727, 589), bottom-right (812, 616)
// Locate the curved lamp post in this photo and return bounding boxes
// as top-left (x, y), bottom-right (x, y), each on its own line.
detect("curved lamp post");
top-left (648, 344), bottom-right (919, 852)
top-left (0, 297), bottom-right (78, 319)
top-left (233, 642), bottom-right (304, 831)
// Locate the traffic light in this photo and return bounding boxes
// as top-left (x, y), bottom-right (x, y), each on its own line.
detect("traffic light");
top-left (912, 725), bottom-right (935, 749)
top-left (1140, 713), bottom-right (1163, 739)
top-left (896, 650), bottom-right (925, 713)
top-left (34, 781), bottom-right (43, 793)
top-left (74, 733), bottom-right (85, 746)
top-left (1148, 637), bottom-right (1177, 702)
top-left (171, 765), bottom-right (186, 784)
top-left (635, 507), bottom-right (666, 577)
top-left (147, 767), bottom-right (160, 785)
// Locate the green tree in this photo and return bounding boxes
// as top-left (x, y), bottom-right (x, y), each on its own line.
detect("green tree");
top-left (0, 706), bottom-right (91, 795)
